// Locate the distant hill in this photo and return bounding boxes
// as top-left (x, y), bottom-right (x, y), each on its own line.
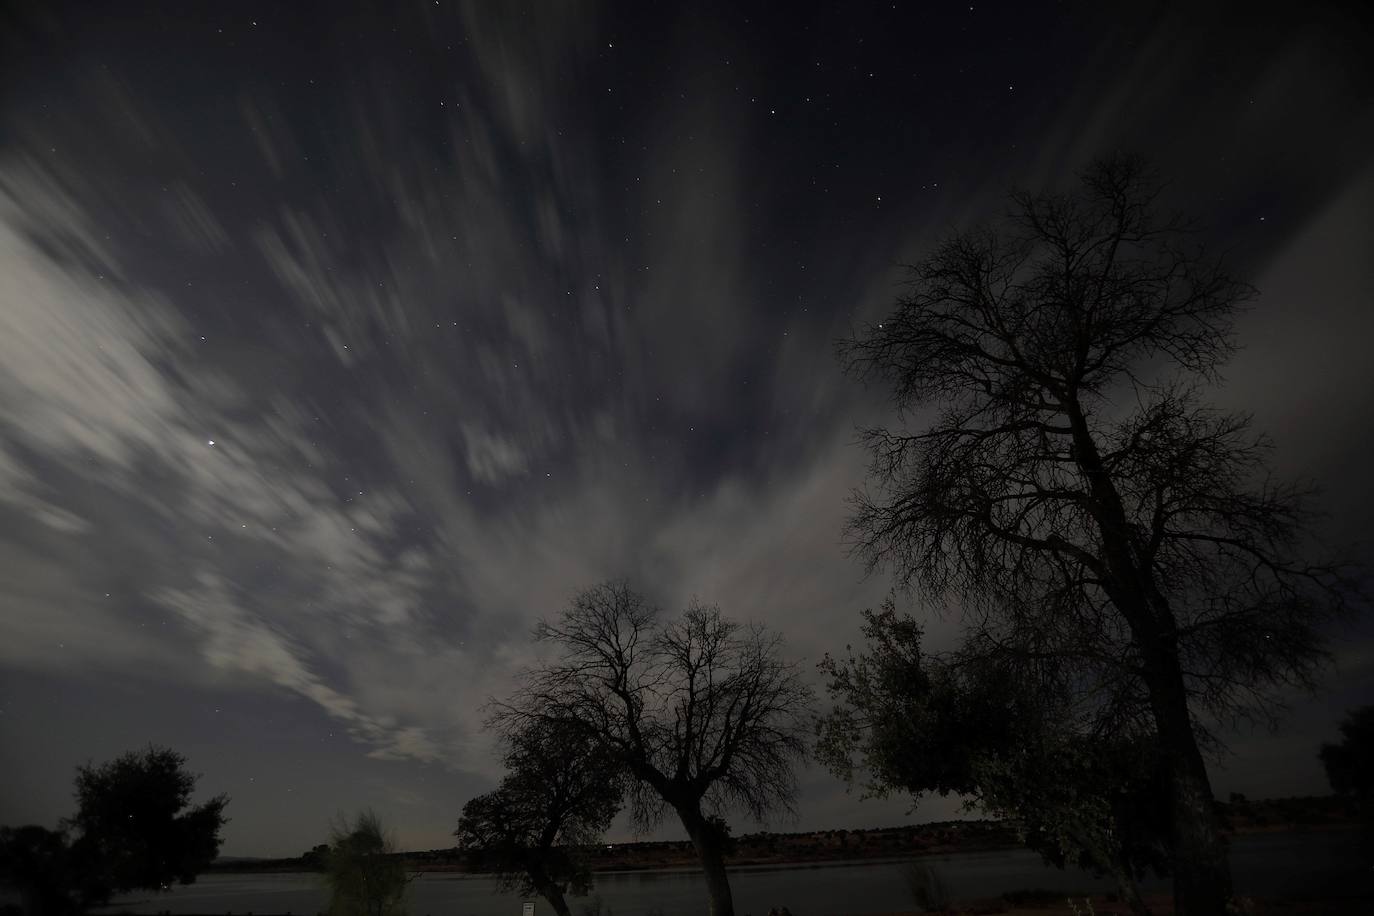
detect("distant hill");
top-left (211, 855), bottom-right (269, 864)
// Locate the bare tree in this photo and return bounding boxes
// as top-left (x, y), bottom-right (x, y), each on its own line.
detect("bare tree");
top-left (837, 154), bottom-right (1357, 916)
top-left (455, 719), bottom-right (623, 916)
top-left (493, 580), bottom-right (814, 916)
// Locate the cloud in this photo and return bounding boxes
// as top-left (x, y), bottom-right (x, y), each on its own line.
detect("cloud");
top-left (0, 156), bottom-right (485, 767)
top-left (0, 164), bottom-right (187, 471)
top-left (156, 572), bottom-right (444, 763)
top-left (461, 424), bottom-right (529, 484)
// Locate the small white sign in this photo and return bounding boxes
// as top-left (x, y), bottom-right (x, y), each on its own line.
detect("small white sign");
top-left (522, 903), bottom-right (535, 916)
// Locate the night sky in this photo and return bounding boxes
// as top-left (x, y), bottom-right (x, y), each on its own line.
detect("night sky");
top-left (2, 2), bottom-right (1373, 858)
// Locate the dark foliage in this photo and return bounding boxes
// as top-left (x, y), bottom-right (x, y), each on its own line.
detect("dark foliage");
top-left (301, 843), bottom-right (331, 870)
top-left (66, 745), bottom-right (228, 905)
top-left (1320, 705), bottom-right (1374, 856)
top-left (1319, 705), bottom-right (1374, 800)
top-left (834, 154), bottom-right (1359, 916)
top-left (0, 746), bottom-right (226, 914)
top-left (455, 719), bottom-right (623, 916)
top-left (819, 604), bottom-right (1171, 913)
top-left (0, 826), bottom-right (80, 916)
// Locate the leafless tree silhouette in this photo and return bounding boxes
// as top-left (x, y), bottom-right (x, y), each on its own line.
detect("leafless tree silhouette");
top-left (492, 580), bottom-right (813, 916)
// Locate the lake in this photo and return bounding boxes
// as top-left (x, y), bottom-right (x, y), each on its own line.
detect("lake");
top-left (94, 830), bottom-right (1367, 916)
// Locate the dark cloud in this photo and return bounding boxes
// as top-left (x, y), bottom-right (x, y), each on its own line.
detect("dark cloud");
top-left (1, 1), bottom-right (1371, 856)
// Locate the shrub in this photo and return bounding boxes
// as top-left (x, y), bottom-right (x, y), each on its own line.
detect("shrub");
top-left (323, 811), bottom-right (409, 916)
top-left (901, 860), bottom-right (950, 912)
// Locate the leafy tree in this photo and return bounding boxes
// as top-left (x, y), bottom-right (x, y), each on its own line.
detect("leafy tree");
top-left (323, 810), bottom-right (409, 916)
top-left (835, 155), bottom-right (1357, 916)
top-left (1319, 705), bottom-right (1374, 800)
top-left (494, 580), bottom-right (814, 916)
top-left (819, 604), bottom-right (1169, 916)
top-left (456, 719), bottom-right (623, 916)
top-left (1319, 705), bottom-right (1374, 855)
top-left (301, 843), bottom-right (331, 870)
top-left (66, 746), bottom-right (228, 905)
top-left (0, 825), bottom-right (80, 916)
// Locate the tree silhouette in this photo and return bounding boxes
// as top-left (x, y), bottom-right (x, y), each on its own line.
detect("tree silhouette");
top-left (493, 580), bottom-right (813, 916)
top-left (1319, 705), bottom-right (1374, 857)
top-left (301, 843), bottom-right (331, 869)
top-left (456, 719), bottom-right (623, 916)
top-left (1320, 705), bottom-right (1374, 798)
top-left (0, 825), bottom-right (80, 916)
top-left (323, 810), bottom-right (409, 916)
top-left (66, 746), bottom-right (228, 905)
top-left (836, 154), bottom-right (1357, 916)
top-left (819, 602), bottom-right (1169, 915)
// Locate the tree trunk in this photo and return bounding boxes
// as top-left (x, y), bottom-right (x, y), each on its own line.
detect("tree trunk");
top-left (532, 873), bottom-right (573, 916)
top-left (1066, 402), bottom-right (1233, 916)
top-left (539, 883), bottom-right (573, 916)
top-left (676, 805), bottom-right (735, 916)
top-left (1147, 654), bottom-right (1232, 916)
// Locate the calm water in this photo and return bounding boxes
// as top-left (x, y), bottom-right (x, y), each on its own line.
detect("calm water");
top-left (93, 831), bottom-right (1367, 916)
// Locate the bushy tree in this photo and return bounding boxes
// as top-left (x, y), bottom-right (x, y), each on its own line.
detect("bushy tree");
top-left (1320, 705), bottom-right (1374, 800)
top-left (324, 810), bottom-right (409, 916)
top-left (67, 746), bottom-right (228, 905)
top-left (0, 825), bottom-right (80, 916)
top-left (494, 580), bottom-right (813, 916)
top-left (836, 155), bottom-right (1357, 915)
top-left (456, 720), bottom-right (623, 916)
top-left (1, 746), bottom-right (227, 913)
top-left (819, 604), bottom-right (1169, 915)
top-left (1319, 705), bottom-right (1374, 856)
top-left (301, 843), bottom-right (331, 870)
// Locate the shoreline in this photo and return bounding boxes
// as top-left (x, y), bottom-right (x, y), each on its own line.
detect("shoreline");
top-left (94, 829), bottom-right (1372, 916)
top-left (209, 822), bottom-right (1362, 878)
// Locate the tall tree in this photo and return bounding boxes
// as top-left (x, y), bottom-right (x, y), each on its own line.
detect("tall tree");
top-left (494, 580), bottom-right (813, 916)
top-left (836, 155), bottom-right (1355, 916)
top-left (66, 745), bottom-right (229, 905)
top-left (456, 719), bottom-right (623, 916)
